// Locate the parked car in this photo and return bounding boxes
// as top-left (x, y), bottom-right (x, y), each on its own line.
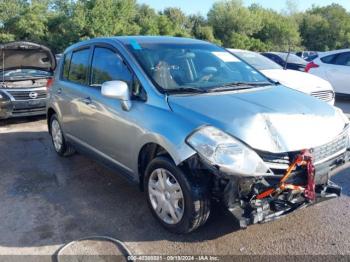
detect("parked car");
top-left (306, 49), bottom-right (350, 96)
top-left (295, 51), bottom-right (319, 62)
top-left (262, 52), bottom-right (307, 71)
top-left (0, 41), bottom-right (55, 119)
top-left (47, 36), bottom-right (348, 233)
top-left (228, 49), bottom-right (335, 105)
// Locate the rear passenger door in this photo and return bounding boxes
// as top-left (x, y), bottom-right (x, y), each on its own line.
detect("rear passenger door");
top-left (59, 47), bottom-right (91, 138)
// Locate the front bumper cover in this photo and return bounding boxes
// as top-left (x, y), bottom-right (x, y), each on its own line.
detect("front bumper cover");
top-left (229, 181), bottom-right (341, 228)
top-left (186, 148), bottom-right (348, 229)
top-left (0, 91), bottom-right (46, 119)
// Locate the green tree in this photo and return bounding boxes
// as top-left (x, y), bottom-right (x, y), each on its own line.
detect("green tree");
top-left (300, 4), bottom-right (350, 50)
top-left (135, 4), bottom-right (159, 35)
top-left (250, 5), bottom-right (301, 51)
top-left (208, 0), bottom-right (262, 46)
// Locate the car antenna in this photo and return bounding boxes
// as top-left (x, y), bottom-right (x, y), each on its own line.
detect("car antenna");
top-left (1, 48), bottom-right (4, 86)
top-left (284, 41), bottom-right (292, 70)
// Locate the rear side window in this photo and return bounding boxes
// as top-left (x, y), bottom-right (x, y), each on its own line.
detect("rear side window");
top-left (68, 48), bottom-right (90, 85)
top-left (321, 54), bottom-right (336, 64)
top-left (334, 52), bottom-right (350, 66)
top-left (90, 47), bottom-right (132, 86)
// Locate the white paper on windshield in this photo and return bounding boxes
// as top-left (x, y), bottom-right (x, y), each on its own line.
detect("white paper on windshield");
top-left (212, 52), bottom-right (240, 62)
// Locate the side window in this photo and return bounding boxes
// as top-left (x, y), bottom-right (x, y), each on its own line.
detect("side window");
top-left (62, 52), bottom-right (71, 80)
top-left (90, 47), bottom-right (132, 86)
top-left (321, 54), bottom-right (336, 64)
top-left (68, 48), bottom-right (90, 85)
top-left (334, 52), bottom-right (350, 66)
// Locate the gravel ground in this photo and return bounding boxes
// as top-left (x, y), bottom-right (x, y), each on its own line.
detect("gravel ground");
top-left (0, 100), bottom-right (349, 258)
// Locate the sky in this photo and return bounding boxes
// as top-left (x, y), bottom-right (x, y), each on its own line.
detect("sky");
top-left (137, 0), bottom-right (350, 15)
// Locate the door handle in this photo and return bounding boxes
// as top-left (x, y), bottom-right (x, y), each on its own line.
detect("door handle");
top-left (81, 97), bottom-right (92, 104)
top-left (80, 97), bottom-right (97, 109)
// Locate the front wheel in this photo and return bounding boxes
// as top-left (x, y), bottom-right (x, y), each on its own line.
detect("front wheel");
top-left (145, 156), bottom-right (211, 234)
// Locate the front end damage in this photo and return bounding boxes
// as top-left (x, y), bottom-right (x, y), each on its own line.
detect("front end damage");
top-left (184, 147), bottom-right (347, 229)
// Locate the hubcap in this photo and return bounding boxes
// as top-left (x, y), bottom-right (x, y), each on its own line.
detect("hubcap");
top-left (51, 119), bottom-right (63, 152)
top-left (148, 168), bottom-right (184, 224)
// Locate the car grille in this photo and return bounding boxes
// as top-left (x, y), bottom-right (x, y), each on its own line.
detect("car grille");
top-left (311, 128), bottom-right (348, 164)
top-left (259, 127), bottom-right (348, 168)
top-left (310, 90), bottom-right (334, 102)
top-left (6, 89), bottom-right (47, 101)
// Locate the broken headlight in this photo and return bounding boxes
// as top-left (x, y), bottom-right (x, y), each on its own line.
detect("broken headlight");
top-left (186, 126), bottom-right (272, 177)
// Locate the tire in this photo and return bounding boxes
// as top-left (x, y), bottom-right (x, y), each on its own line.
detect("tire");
top-left (144, 156), bottom-right (211, 234)
top-left (49, 114), bottom-right (75, 157)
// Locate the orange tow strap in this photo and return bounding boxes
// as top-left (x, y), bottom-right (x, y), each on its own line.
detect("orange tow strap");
top-left (256, 149), bottom-right (316, 200)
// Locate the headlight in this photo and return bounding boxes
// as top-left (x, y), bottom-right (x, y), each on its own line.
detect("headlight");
top-left (335, 107), bottom-right (349, 124)
top-left (186, 126), bottom-right (272, 177)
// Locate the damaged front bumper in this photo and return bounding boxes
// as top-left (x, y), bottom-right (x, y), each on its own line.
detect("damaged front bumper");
top-left (228, 180), bottom-right (341, 228)
top-left (223, 149), bottom-right (348, 228)
top-left (185, 147), bottom-right (349, 229)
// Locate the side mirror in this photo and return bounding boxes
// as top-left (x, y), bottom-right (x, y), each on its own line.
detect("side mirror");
top-left (101, 80), bottom-right (131, 111)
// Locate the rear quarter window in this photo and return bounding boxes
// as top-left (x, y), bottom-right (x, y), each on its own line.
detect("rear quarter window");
top-left (62, 52), bottom-right (71, 80)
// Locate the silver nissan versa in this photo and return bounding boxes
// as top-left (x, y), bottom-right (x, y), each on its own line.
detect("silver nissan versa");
top-left (47, 36), bottom-right (349, 233)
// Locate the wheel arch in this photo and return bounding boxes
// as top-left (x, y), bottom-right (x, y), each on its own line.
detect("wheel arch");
top-left (47, 107), bottom-right (56, 133)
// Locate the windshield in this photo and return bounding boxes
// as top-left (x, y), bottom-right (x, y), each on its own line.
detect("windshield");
top-left (2, 69), bottom-right (51, 80)
top-left (126, 42), bottom-right (271, 93)
top-left (277, 53), bottom-right (307, 65)
top-left (232, 51), bottom-right (282, 70)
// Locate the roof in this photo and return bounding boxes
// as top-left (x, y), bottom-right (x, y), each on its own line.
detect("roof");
top-left (318, 48), bottom-right (350, 57)
top-left (113, 36), bottom-right (209, 45)
top-left (64, 36), bottom-right (212, 54)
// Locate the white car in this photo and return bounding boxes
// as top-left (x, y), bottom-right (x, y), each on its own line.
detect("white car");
top-left (228, 49), bottom-right (335, 105)
top-left (305, 49), bottom-right (350, 96)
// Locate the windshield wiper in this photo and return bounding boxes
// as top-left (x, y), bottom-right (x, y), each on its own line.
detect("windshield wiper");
top-left (166, 87), bottom-right (208, 94)
top-left (208, 81), bottom-right (272, 92)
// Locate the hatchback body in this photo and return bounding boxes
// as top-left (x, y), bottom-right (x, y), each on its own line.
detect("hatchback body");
top-left (0, 42), bottom-right (55, 119)
top-left (262, 52), bottom-right (308, 72)
top-left (228, 49), bottom-right (335, 105)
top-left (306, 49), bottom-right (350, 95)
top-left (47, 37), bottom-right (349, 233)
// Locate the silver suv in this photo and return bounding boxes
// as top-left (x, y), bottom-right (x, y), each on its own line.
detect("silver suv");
top-left (47, 36), bottom-right (349, 233)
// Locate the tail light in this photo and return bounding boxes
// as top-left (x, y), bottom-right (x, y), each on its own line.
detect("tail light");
top-left (305, 61), bottom-right (319, 72)
top-left (46, 77), bottom-right (53, 90)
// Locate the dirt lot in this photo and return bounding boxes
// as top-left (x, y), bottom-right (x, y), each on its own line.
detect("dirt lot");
top-left (0, 101), bottom-right (350, 258)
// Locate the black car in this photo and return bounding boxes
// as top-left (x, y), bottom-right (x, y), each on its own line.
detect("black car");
top-left (0, 42), bottom-right (56, 119)
top-left (262, 52), bottom-right (307, 71)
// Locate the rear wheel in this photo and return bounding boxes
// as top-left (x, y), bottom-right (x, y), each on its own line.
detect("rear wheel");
top-left (145, 156), bottom-right (211, 234)
top-left (50, 114), bottom-right (75, 157)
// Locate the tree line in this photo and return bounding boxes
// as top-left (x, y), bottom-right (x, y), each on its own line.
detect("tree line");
top-left (1, 0), bottom-right (350, 54)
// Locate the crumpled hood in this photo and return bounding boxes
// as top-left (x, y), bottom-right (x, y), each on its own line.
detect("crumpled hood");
top-left (261, 69), bottom-right (333, 94)
top-left (168, 85), bottom-right (347, 153)
top-left (0, 42), bottom-right (56, 72)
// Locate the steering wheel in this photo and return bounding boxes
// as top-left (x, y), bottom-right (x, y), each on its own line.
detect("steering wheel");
top-left (197, 67), bottom-right (218, 82)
